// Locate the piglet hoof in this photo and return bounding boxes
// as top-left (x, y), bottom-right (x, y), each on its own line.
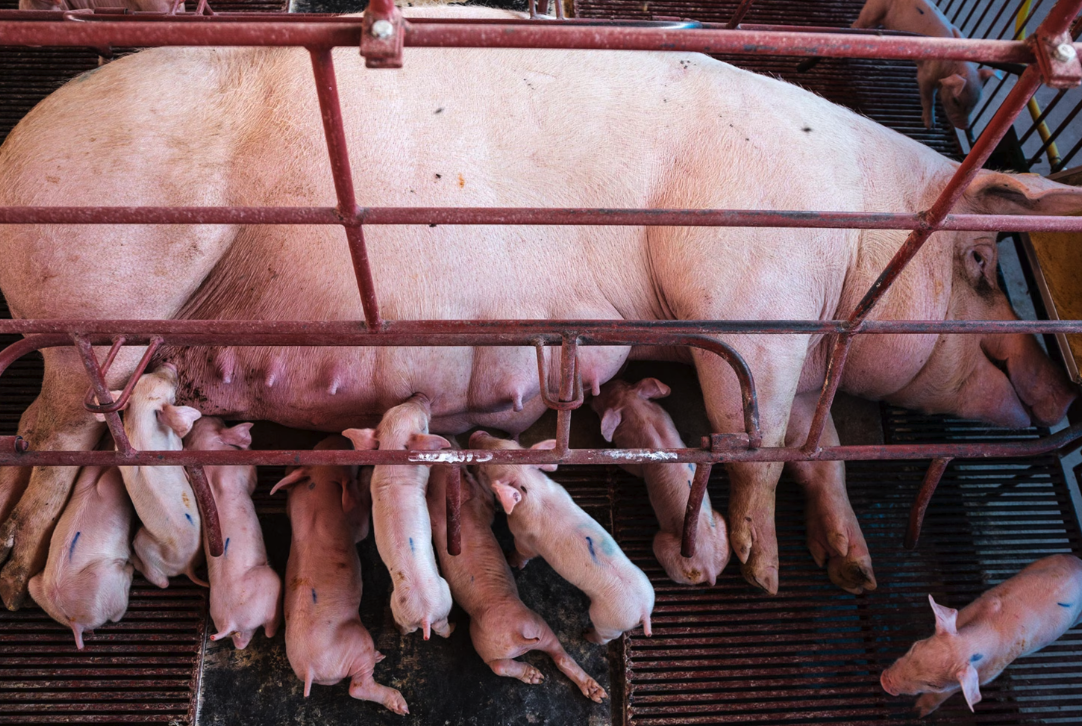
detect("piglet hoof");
top-left (582, 678), bottom-right (607, 703)
top-left (518, 664), bottom-right (544, 685)
top-left (384, 691), bottom-right (409, 716)
top-left (913, 692), bottom-right (947, 718)
top-left (507, 550), bottom-right (531, 570)
top-left (582, 627), bottom-right (605, 645)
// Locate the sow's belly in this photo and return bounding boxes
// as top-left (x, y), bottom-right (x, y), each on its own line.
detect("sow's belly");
top-left (165, 341), bottom-right (630, 436)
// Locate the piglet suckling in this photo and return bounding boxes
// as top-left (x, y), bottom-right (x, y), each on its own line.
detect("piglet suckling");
top-left (427, 461), bottom-right (608, 701)
top-left (184, 417), bottom-right (280, 649)
top-left (592, 378), bottom-right (729, 586)
top-left (28, 463), bottom-right (134, 649)
top-left (881, 554), bottom-right (1082, 716)
top-left (272, 436), bottom-right (407, 714)
top-left (108, 364), bottom-right (204, 588)
top-left (471, 431), bottom-right (654, 645)
top-left (343, 394), bottom-right (454, 640)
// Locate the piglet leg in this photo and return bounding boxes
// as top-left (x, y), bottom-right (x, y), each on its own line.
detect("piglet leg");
top-left (349, 676), bottom-right (409, 715)
top-left (539, 631), bottom-right (607, 702)
top-left (915, 688), bottom-right (955, 717)
top-left (507, 539), bottom-right (537, 570)
top-left (489, 658), bottom-right (544, 685)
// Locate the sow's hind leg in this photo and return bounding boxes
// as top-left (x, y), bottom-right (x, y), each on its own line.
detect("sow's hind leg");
top-left (0, 347), bottom-right (119, 609)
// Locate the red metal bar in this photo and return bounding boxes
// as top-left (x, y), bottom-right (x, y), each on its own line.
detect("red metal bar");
top-left (681, 462), bottom-right (713, 557)
top-left (445, 465), bottom-right (462, 557)
top-left (555, 337), bottom-right (580, 453)
top-left (184, 465), bottom-right (223, 558)
top-left (905, 457), bottom-right (952, 549)
top-left (4, 206), bottom-right (1082, 232)
top-left (726, 0), bottom-right (756, 29)
top-left (4, 420), bottom-right (1080, 467)
top-left (0, 16), bottom-right (1072, 64)
top-left (308, 47), bottom-right (382, 330)
top-left (82, 336), bottom-right (162, 414)
top-left (73, 335), bottom-right (134, 456)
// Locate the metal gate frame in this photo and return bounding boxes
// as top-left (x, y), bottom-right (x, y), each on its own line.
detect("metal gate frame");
top-left (0, 0), bottom-right (1081, 559)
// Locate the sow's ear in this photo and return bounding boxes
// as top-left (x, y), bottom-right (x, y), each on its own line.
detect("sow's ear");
top-left (270, 468), bottom-right (308, 496)
top-left (928, 594), bottom-right (958, 636)
top-left (957, 662), bottom-right (982, 711)
top-left (963, 171), bottom-right (1082, 215)
top-left (343, 428), bottom-right (378, 450)
top-left (531, 439), bottom-right (558, 472)
top-left (491, 480), bottom-right (521, 514)
top-left (160, 405), bottom-right (202, 438)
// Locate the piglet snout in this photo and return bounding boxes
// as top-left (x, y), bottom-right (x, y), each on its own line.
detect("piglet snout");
top-left (880, 670), bottom-right (899, 696)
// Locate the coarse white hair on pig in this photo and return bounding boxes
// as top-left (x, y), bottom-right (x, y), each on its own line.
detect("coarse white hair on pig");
top-left (1, 5), bottom-right (1080, 610)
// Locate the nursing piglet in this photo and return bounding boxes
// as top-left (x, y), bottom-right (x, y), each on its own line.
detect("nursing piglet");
top-left (344, 394), bottom-right (453, 640)
top-left (881, 554), bottom-right (1082, 716)
top-left (471, 431), bottom-right (654, 645)
top-left (272, 436), bottom-right (407, 714)
top-left (109, 364), bottom-right (204, 588)
top-left (184, 417), bottom-right (280, 649)
top-left (28, 464), bottom-right (134, 649)
top-left (427, 461), bottom-right (607, 701)
top-left (592, 378), bottom-right (729, 586)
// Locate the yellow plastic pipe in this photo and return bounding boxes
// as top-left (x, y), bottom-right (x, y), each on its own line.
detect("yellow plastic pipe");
top-left (1016, 0), bottom-right (1061, 168)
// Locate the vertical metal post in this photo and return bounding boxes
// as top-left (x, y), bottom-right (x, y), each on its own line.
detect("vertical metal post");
top-left (186, 465), bottom-right (224, 557)
top-left (555, 337), bottom-right (579, 453)
top-left (726, 0), bottom-right (756, 29)
top-left (73, 335), bottom-right (133, 455)
top-left (681, 461), bottom-right (713, 557)
top-left (905, 457), bottom-right (952, 549)
top-left (446, 465), bottom-right (462, 556)
top-left (309, 47), bottom-right (383, 330)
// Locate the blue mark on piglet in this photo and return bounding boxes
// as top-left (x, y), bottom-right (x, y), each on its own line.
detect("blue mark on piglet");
top-left (585, 536), bottom-right (599, 564)
top-left (409, 537), bottom-right (415, 553)
top-left (224, 538), bottom-right (230, 555)
top-left (311, 588), bottom-right (318, 604)
top-left (970, 653), bottom-right (983, 663)
top-left (1058, 602), bottom-right (1073, 608)
top-left (69, 531), bottom-right (81, 559)
top-left (185, 513), bottom-right (194, 525)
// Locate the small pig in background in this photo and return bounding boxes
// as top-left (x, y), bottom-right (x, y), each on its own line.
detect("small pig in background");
top-left (427, 459), bottom-right (608, 701)
top-left (798, 0), bottom-right (996, 129)
top-left (28, 458), bottom-right (134, 650)
top-left (471, 431), bottom-right (654, 645)
top-left (184, 417), bottom-right (280, 649)
top-left (105, 364), bottom-right (204, 588)
top-left (881, 554), bottom-right (1082, 716)
top-left (591, 378), bottom-right (729, 586)
top-left (273, 436), bottom-right (407, 715)
top-left (344, 394), bottom-right (454, 640)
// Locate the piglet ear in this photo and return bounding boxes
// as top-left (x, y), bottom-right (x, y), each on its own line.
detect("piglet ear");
top-left (635, 377), bottom-right (671, 400)
top-left (408, 433), bottom-right (451, 451)
top-left (491, 480), bottom-right (521, 514)
top-left (599, 408), bottom-right (621, 443)
top-left (220, 422), bottom-right (254, 449)
top-left (343, 428), bottom-right (378, 450)
top-left (160, 405), bottom-right (202, 438)
top-left (978, 67), bottom-right (1001, 82)
top-left (530, 439), bottom-right (559, 472)
top-left (929, 594), bottom-right (958, 636)
top-left (940, 73), bottom-right (967, 97)
top-left (270, 468), bottom-right (308, 496)
top-left (956, 663), bottom-right (981, 711)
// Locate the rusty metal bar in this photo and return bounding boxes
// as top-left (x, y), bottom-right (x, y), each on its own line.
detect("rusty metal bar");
top-left (82, 336), bottom-right (162, 414)
top-left (0, 16), bottom-right (1073, 64)
top-left (445, 465), bottom-right (461, 557)
top-left (681, 461), bottom-right (713, 557)
top-left (72, 335), bottom-right (133, 456)
top-left (308, 47), bottom-right (382, 330)
top-left (905, 457), bottom-right (952, 549)
top-left (554, 336), bottom-right (580, 453)
top-left (184, 465), bottom-right (223, 558)
top-left (726, 0), bottom-right (755, 29)
top-left (5, 206), bottom-right (1082, 232)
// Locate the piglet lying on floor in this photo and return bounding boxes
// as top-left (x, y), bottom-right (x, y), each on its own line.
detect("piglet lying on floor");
top-left (184, 417), bottom-right (280, 649)
top-left (592, 378), bottom-right (729, 586)
top-left (344, 394), bottom-right (453, 640)
top-left (471, 431), bottom-right (654, 645)
top-left (427, 460), bottom-right (608, 701)
top-left (109, 364), bottom-right (204, 588)
top-left (881, 554), bottom-right (1082, 716)
top-left (28, 461), bottom-right (134, 649)
top-left (273, 436), bottom-right (407, 715)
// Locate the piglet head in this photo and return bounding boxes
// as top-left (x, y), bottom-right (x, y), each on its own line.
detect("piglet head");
top-left (880, 595), bottom-right (982, 711)
top-left (470, 433), bottom-right (558, 514)
top-left (591, 378), bottom-right (671, 442)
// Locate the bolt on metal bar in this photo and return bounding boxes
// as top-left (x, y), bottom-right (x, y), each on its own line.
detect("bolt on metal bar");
top-left (905, 457), bottom-right (953, 549)
top-left (308, 47), bottom-right (383, 331)
top-left (73, 335), bottom-right (134, 455)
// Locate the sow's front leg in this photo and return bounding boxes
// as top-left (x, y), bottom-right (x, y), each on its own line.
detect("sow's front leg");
top-left (785, 392), bottom-right (876, 594)
top-left (0, 349), bottom-right (108, 609)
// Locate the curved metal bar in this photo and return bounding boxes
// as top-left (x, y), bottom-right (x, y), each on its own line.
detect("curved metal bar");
top-left (82, 336), bottom-right (162, 414)
top-left (185, 465), bottom-right (224, 558)
top-left (0, 334), bottom-right (68, 380)
top-left (533, 339), bottom-right (584, 412)
top-left (905, 457), bottom-right (953, 549)
top-left (681, 462), bottom-right (713, 557)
